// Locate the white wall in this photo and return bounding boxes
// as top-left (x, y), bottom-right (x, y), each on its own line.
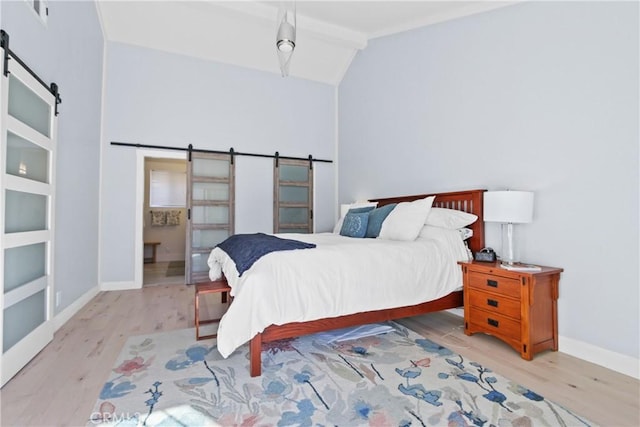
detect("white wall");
top-left (339, 1), bottom-right (639, 370)
top-left (0, 1), bottom-right (104, 314)
top-left (100, 42), bottom-right (335, 285)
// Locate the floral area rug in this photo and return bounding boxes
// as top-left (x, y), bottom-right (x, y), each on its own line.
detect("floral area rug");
top-left (89, 323), bottom-right (593, 426)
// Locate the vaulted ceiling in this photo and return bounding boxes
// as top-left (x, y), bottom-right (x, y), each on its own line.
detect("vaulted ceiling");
top-left (97, 1), bottom-right (517, 85)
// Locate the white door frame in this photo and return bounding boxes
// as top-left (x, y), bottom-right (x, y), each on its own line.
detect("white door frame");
top-left (134, 149), bottom-right (186, 288)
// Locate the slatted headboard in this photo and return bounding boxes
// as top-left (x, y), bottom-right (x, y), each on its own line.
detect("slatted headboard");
top-left (369, 189), bottom-right (486, 253)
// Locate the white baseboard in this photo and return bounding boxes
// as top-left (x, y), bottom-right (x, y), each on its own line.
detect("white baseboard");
top-left (559, 335), bottom-right (639, 380)
top-left (53, 285), bottom-right (100, 331)
top-left (100, 281), bottom-right (141, 291)
top-left (446, 308), bottom-right (639, 380)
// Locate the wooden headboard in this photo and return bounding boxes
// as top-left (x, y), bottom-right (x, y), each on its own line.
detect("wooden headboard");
top-left (369, 189), bottom-right (486, 253)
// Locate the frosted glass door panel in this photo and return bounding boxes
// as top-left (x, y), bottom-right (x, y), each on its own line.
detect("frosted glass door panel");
top-left (192, 159), bottom-right (229, 178)
top-left (279, 165), bottom-right (308, 182)
top-left (192, 182), bottom-right (229, 201)
top-left (5, 190), bottom-right (47, 233)
top-left (279, 207), bottom-right (308, 225)
top-left (192, 206), bottom-right (229, 224)
top-left (192, 229), bottom-right (229, 248)
top-left (8, 75), bottom-right (50, 137)
top-left (4, 243), bottom-right (46, 293)
top-left (191, 253), bottom-right (209, 273)
top-left (3, 290), bottom-right (46, 352)
top-left (279, 186), bottom-right (308, 203)
top-left (6, 132), bottom-right (49, 183)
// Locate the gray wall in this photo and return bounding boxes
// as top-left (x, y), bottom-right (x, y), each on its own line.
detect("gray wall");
top-left (339, 1), bottom-right (639, 359)
top-left (0, 1), bottom-right (104, 313)
top-left (100, 42), bottom-right (335, 284)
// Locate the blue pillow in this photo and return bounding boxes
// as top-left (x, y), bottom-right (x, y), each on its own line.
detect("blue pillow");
top-left (365, 204), bottom-right (397, 238)
top-left (340, 211), bottom-right (370, 238)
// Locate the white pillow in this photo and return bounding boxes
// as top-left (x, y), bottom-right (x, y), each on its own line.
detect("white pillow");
top-left (418, 225), bottom-right (472, 261)
top-left (378, 196), bottom-right (435, 241)
top-left (425, 207), bottom-right (478, 229)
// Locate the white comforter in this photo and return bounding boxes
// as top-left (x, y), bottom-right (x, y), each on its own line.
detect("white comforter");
top-left (208, 232), bottom-right (467, 358)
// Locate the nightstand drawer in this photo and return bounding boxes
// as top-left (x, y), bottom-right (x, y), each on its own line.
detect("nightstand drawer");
top-left (468, 292), bottom-right (521, 319)
top-left (468, 307), bottom-right (521, 341)
top-left (468, 272), bottom-right (521, 299)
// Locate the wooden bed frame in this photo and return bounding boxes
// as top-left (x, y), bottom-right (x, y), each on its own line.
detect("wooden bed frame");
top-left (245, 189), bottom-right (486, 376)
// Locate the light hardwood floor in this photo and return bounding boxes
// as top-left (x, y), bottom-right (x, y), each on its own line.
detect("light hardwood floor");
top-left (143, 261), bottom-right (185, 286)
top-left (1, 285), bottom-right (638, 426)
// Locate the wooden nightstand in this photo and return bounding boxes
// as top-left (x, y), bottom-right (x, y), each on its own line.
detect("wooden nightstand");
top-left (458, 260), bottom-right (563, 360)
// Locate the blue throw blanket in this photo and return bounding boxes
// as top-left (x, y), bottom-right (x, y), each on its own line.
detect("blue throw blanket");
top-left (217, 233), bottom-right (316, 277)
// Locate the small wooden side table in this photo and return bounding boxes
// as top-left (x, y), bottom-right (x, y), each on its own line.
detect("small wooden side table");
top-left (194, 279), bottom-right (232, 340)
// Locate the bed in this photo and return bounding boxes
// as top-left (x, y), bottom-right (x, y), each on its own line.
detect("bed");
top-left (208, 189), bottom-right (485, 377)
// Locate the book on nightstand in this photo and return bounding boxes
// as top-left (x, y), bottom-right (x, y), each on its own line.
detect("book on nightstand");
top-left (499, 262), bottom-right (542, 272)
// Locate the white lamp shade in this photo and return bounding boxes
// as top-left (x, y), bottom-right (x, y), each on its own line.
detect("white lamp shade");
top-left (484, 191), bottom-right (534, 224)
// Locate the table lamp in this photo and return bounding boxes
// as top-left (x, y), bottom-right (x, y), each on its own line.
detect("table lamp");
top-left (483, 191), bottom-right (534, 266)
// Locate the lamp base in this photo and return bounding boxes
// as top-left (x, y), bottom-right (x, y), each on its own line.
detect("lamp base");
top-left (500, 222), bottom-right (516, 265)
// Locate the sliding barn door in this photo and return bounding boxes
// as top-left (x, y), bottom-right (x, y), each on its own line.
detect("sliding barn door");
top-left (0, 51), bottom-right (57, 386)
top-left (186, 152), bottom-right (234, 284)
top-left (274, 158), bottom-right (313, 234)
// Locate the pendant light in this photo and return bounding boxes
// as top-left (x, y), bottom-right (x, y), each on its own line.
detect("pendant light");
top-left (276, 2), bottom-right (296, 77)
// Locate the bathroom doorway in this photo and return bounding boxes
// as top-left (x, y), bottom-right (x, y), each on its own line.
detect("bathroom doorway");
top-left (142, 156), bottom-right (187, 286)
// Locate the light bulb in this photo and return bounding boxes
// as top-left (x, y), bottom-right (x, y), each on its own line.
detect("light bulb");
top-left (277, 39), bottom-right (294, 53)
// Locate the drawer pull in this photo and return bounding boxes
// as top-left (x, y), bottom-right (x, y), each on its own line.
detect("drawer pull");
top-left (487, 279), bottom-right (498, 288)
top-left (487, 318), bottom-right (499, 327)
top-left (487, 299), bottom-right (499, 307)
